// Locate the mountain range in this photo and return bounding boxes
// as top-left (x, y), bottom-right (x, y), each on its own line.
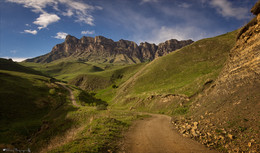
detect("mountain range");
top-left (26, 35), bottom-right (193, 64)
top-left (1, 1), bottom-right (259, 152)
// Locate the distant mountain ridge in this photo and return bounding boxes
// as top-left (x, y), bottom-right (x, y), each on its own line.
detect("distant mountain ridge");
top-left (26, 35), bottom-right (193, 64)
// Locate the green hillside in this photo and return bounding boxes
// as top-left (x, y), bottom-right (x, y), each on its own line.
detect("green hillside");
top-left (0, 59), bottom-right (147, 152)
top-left (10, 30), bottom-right (238, 152)
top-left (0, 58), bottom-right (45, 76)
top-left (0, 59), bottom-right (70, 149)
top-left (107, 31), bottom-right (238, 111)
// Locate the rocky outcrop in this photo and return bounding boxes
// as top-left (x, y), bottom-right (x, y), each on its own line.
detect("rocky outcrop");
top-left (181, 2), bottom-right (260, 152)
top-left (26, 36), bottom-right (193, 64)
top-left (156, 39), bottom-right (193, 57)
top-left (251, 1), bottom-right (260, 15)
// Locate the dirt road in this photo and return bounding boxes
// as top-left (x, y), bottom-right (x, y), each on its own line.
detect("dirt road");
top-left (121, 114), bottom-right (217, 153)
top-left (57, 83), bottom-right (80, 107)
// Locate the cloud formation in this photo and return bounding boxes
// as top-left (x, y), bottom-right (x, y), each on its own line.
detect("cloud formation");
top-left (210, 0), bottom-right (249, 20)
top-left (81, 30), bottom-right (95, 35)
top-left (141, 26), bottom-right (213, 44)
top-left (6, 0), bottom-right (102, 28)
top-left (54, 32), bottom-right (68, 39)
top-left (178, 3), bottom-right (192, 8)
top-left (24, 29), bottom-right (38, 35)
top-left (33, 13), bottom-right (60, 29)
top-left (6, 0), bottom-right (57, 13)
top-left (140, 0), bottom-right (158, 4)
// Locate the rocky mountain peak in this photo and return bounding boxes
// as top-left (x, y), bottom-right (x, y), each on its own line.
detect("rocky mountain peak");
top-left (94, 36), bottom-right (114, 44)
top-left (26, 36), bottom-right (193, 63)
top-left (80, 36), bottom-right (94, 44)
top-left (251, 0), bottom-right (260, 15)
top-left (65, 35), bottom-right (78, 43)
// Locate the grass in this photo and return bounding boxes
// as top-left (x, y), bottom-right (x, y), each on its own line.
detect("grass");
top-left (0, 29), bottom-right (241, 152)
top-left (105, 31), bottom-right (237, 111)
top-left (129, 31), bottom-right (237, 97)
top-left (47, 110), bottom-right (145, 153)
top-left (0, 69), bottom-right (68, 146)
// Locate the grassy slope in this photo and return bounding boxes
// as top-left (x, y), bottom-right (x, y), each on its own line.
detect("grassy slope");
top-left (10, 30), bottom-right (238, 151)
top-left (104, 31), bottom-right (238, 112)
top-left (0, 59), bottom-right (72, 150)
top-left (0, 59), bottom-right (148, 152)
top-left (0, 71), bottom-right (67, 144)
top-left (21, 60), bottom-right (103, 81)
top-left (0, 58), bottom-right (45, 76)
top-left (22, 58), bottom-right (146, 99)
top-left (128, 31), bottom-right (237, 96)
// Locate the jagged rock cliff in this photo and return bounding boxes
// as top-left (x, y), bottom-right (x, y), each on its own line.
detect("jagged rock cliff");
top-left (186, 2), bottom-right (260, 152)
top-left (26, 36), bottom-right (193, 64)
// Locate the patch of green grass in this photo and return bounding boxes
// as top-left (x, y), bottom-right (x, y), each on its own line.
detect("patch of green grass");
top-left (48, 110), bottom-right (148, 153)
top-left (173, 106), bottom-right (189, 115)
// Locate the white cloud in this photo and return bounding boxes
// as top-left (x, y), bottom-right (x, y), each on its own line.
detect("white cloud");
top-left (54, 32), bottom-right (68, 39)
top-left (6, 0), bottom-right (102, 26)
top-left (2, 57), bottom-right (30, 62)
top-left (81, 30), bottom-right (95, 35)
top-left (60, 0), bottom-right (97, 25)
top-left (62, 9), bottom-right (73, 17)
top-left (178, 3), bottom-right (192, 8)
top-left (33, 13), bottom-right (60, 29)
top-left (24, 29), bottom-right (38, 35)
top-left (140, 0), bottom-right (158, 4)
top-left (210, 0), bottom-right (249, 20)
top-left (141, 26), bottom-right (196, 44)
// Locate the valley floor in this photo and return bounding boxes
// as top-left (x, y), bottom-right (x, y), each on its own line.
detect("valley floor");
top-left (120, 114), bottom-right (217, 153)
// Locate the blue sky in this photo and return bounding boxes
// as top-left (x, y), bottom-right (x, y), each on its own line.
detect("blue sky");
top-left (0, 0), bottom-right (257, 61)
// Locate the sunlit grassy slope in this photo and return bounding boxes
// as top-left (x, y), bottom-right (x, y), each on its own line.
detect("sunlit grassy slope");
top-left (107, 31), bottom-right (238, 105)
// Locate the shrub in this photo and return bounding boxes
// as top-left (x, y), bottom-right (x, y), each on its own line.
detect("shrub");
top-left (112, 84), bottom-right (118, 88)
top-left (96, 104), bottom-right (108, 110)
top-left (49, 88), bottom-right (56, 95)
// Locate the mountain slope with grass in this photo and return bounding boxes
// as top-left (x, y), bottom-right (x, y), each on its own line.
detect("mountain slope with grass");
top-left (0, 58), bottom-right (149, 153)
top-left (3, 3), bottom-right (259, 152)
top-left (0, 58), bottom-right (70, 149)
top-left (107, 30), bottom-right (237, 113)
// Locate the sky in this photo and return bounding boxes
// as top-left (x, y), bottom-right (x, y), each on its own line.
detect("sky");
top-left (0, 0), bottom-right (257, 61)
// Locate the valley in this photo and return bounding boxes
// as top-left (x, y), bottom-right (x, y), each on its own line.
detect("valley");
top-left (0, 1), bottom-right (259, 153)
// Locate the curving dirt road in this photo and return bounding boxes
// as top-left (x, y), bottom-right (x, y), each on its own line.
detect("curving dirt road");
top-left (121, 114), bottom-right (217, 153)
top-left (57, 83), bottom-right (80, 107)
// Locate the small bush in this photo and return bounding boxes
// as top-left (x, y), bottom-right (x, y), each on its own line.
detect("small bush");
top-left (96, 104), bottom-right (108, 110)
top-left (173, 107), bottom-right (188, 115)
top-left (112, 84), bottom-right (118, 88)
top-left (49, 88), bottom-right (56, 95)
